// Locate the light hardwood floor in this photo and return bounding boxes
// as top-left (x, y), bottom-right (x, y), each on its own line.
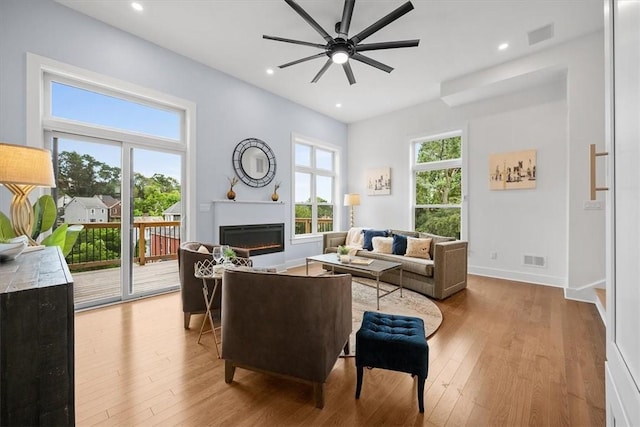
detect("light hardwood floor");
top-left (75, 267), bottom-right (605, 426)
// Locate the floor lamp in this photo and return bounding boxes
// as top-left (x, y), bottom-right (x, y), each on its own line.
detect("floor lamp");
top-left (344, 193), bottom-right (360, 228)
top-left (0, 142), bottom-right (56, 245)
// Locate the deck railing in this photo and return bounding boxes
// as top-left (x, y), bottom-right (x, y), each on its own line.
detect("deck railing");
top-left (65, 221), bottom-right (181, 271)
top-left (65, 218), bottom-right (333, 271)
top-left (294, 218), bottom-right (333, 235)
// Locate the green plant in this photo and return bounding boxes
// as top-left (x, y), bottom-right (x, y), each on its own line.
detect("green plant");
top-left (337, 245), bottom-right (350, 255)
top-left (223, 247), bottom-right (236, 259)
top-left (0, 194), bottom-right (83, 257)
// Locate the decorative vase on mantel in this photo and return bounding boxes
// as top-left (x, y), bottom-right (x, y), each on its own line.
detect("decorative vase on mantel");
top-left (271, 182), bottom-right (281, 202)
top-left (227, 176), bottom-right (238, 200)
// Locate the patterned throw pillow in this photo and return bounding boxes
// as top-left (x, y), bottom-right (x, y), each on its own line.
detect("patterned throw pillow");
top-left (372, 236), bottom-right (394, 254)
top-left (405, 237), bottom-right (432, 260)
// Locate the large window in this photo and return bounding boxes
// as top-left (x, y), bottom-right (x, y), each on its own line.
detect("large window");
top-left (293, 137), bottom-right (338, 236)
top-left (50, 81), bottom-right (181, 141)
top-left (413, 134), bottom-right (462, 238)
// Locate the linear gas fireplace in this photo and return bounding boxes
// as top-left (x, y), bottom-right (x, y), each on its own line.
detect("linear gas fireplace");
top-left (220, 223), bottom-right (284, 256)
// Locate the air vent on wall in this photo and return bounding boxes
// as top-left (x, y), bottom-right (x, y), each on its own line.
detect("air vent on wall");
top-left (523, 254), bottom-right (546, 268)
top-left (528, 23), bottom-right (554, 46)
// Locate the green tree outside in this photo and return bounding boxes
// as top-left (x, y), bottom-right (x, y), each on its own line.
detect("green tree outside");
top-left (415, 136), bottom-right (462, 238)
top-left (295, 197), bottom-right (333, 234)
top-left (58, 151), bottom-right (181, 265)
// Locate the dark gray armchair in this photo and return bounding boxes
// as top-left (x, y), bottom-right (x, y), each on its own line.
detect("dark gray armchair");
top-left (178, 241), bottom-right (250, 329)
top-left (221, 269), bottom-right (352, 409)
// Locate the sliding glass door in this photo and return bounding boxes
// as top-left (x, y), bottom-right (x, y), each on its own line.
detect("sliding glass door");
top-left (52, 134), bottom-right (183, 309)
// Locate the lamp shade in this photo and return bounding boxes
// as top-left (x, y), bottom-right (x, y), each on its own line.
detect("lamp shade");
top-left (0, 142), bottom-right (56, 187)
top-left (343, 193), bottom-right (360, 206)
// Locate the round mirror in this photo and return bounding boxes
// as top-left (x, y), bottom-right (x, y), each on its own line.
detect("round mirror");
top-left (232, 138), bottom-right (276, 188)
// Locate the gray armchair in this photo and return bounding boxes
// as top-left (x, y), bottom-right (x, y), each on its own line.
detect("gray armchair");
top-left (221, 269), bottom-right (352, 409)
top-left (178, 241), bottom-right (250, 329)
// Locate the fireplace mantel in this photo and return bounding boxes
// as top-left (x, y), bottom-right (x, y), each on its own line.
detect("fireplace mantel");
top-left (212, 200), bottom-right (285, 205)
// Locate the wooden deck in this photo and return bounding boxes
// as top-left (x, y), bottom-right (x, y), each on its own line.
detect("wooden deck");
top-left (72, 260), bottom-right (179, 307)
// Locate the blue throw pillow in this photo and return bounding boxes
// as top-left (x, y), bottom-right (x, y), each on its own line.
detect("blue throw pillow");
top-left (362, 229), bottom-right (388, 251)
top-left (392, 234), bottom-right (408, 255)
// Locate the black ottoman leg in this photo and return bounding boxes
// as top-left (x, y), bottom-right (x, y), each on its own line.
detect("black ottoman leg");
top-left (417, 375), bottom-right (426, 413)
top-left (355, 365), bottom-right (363, 399)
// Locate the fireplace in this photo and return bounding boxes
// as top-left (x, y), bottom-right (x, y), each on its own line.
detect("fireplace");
top-left (220, 223), bottom-right (285, 256)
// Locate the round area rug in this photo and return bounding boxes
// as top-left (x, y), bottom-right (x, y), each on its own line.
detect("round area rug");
top-left (343, 278), bottom-right (443, 357)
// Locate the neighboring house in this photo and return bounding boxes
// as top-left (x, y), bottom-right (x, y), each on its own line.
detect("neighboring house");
top-left (162, 201), bottom-right (181, 222)
top-left (62, 196), bottom-right (109, 223)
top-left (97, 195), bottom-right (121, 222)
top-left (135, 211), bottom-right (181, 258)
top-left (56, 194), bottom-right (73, 222)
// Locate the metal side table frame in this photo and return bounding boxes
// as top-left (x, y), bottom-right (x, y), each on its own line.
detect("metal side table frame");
top-left (194, 259), bottom-right (223, 358)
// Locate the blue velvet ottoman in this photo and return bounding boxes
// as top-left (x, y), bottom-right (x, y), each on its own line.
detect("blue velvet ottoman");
top-left (355, 311), bottom-right (429, 412)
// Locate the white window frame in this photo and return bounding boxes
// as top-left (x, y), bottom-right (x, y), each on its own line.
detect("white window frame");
top-left (410, 129), bottom-right (468, 240)
top-left (291, 133), bottom-right (340, 242)
top-left (25, 53), bottom-right (197, 241)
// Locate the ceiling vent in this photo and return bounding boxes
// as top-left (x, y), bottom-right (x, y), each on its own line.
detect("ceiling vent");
top-left (528, 23), bottom-right (554, 46)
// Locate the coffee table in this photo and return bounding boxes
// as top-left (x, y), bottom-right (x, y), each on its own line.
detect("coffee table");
top-left (306, 253), bottom-right (403, 310)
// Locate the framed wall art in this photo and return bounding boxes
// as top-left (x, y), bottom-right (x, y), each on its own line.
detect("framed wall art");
top-left (367, 167), bottom-right (391, 195)
top-left (489, 149), bottom-right (536, 190)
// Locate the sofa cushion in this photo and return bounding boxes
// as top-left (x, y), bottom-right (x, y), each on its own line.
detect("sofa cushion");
top-left (355, 251), bottom-right (434, 277)
top-left (362, 229), bottom-right (388, 251)
top-left (372, 236), bottom-right (394, 254)
top-left (197, 245), bottom-right (210, 254)
top-left (406, 237), bottom-right (432, 260)
top-left (418, 232), bottom-right (455, 257)
top-left (391, 234), bottom-right (408, 255)
top-left (389, 229), bottom-right (419, 238)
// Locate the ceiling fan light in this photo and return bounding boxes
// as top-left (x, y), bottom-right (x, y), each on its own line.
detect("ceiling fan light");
top-left (332, 50), bottom-right (349, 64)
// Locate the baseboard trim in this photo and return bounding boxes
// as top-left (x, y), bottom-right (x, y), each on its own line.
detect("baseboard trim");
top-left (595, 296), bottom-right (606, 326)
top-left (563, 279), bottom-right (605, 304)
top-left (468, 265), bottom-right (566, 287)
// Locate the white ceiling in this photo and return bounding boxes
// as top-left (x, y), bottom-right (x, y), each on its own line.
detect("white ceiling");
top-left (56, 0), bottom-right (604, 124)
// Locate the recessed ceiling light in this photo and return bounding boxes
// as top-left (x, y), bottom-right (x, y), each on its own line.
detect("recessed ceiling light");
top-left (335, 103), bottom-right (342, 108)
top-left (498, 43), bottom-right (509, 51)
top-left (266, 68), bottom-right (274, 75)
top-left (131, 2), bottom-right (143, 12)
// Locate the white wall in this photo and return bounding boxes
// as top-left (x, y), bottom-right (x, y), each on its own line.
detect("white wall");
top-left (348, 32), bottom-right (604, 290)
top-left (0, 0), bottom-right (347, 264)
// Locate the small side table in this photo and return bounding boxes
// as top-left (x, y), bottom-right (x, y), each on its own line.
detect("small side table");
top-left (194, 260), bottom-right (223, 357)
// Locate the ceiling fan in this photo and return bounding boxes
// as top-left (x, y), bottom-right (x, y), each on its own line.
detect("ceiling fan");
top-left (263, 0), bottom-right (419, 85)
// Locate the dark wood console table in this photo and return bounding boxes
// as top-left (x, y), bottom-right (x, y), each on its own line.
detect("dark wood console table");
top-left (0, 247), bottom-right (75, 426)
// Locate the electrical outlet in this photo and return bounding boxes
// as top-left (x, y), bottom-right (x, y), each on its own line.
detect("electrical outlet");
top-left (490, 251), bottom-right (497, 260)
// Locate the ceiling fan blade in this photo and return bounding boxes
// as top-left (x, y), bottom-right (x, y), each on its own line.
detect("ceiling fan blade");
top-left (356, 39), bottom-right (420, 52)
top-left (279, 52), bottom-right (327, 69)
top-left (284, 0), bottom-right (334, 43)
top-left (351, 53), bottom-right (394, 73)
top-left (342, 62), bottom-right (356, 85)
top-left (311, 59), bottom-right (333, 83)
top-left (263, 35), bottom-right (326, 49)
top-left (350, 1), bottom-right (414, 44)
top-left (337, 0), bottom-right (356, 39)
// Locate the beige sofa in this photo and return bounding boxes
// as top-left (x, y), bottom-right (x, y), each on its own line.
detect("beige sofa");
top-left (221, 268), bottom-right (352, 409)
top-left (323, 229), bottom-right (468, 300)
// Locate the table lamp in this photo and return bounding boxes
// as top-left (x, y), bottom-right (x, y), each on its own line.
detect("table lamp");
top-left (343, 193), bottom-right (360, 228)
top-left (0, 142), bottom-right (56, 245)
